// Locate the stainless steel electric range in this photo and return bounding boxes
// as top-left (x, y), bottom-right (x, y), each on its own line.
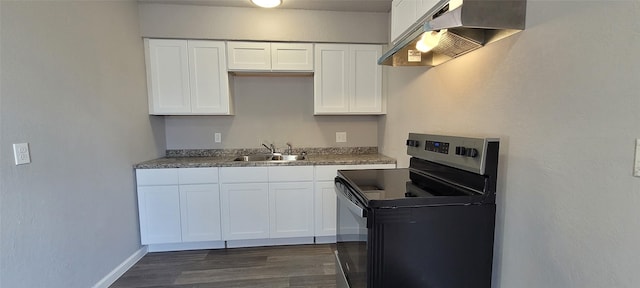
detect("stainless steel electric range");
top-left (334, 133), bottom-right (500, 288)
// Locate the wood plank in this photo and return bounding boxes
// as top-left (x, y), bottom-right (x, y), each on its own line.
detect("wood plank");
top-left (109, 244), bottom-right (337, 288)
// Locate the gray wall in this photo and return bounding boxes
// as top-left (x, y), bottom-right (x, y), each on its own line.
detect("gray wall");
top-left (0, 1), bottom-right (165, 287)
top-left (138, 3), bottom-right (389, 43)
top-left (165, 75), bottom-right (379, 149)
top-left (141, 2), bottom-right (387, 150)
top-left (381, 1), bottom-right (640, 287)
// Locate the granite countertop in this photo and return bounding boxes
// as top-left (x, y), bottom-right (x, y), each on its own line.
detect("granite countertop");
top-left (134, 147), bottom-right (396, 169)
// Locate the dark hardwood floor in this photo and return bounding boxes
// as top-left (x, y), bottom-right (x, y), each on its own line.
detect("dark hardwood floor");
top-left (110, 244), bottom-right (337, 288)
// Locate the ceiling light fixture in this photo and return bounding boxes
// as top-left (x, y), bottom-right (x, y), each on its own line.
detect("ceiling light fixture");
top-left (251, 0), bottom-right (282, 8)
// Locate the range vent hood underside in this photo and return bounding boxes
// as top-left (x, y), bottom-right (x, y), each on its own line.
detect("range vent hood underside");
top-left (379, 0), bottom-right (527, 67)
top-left (381, 27), bottom-right (522, 67)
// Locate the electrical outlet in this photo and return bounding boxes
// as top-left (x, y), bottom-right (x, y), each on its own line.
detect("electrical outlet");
top-left (336, 132), bottom-right (347, 143)
top-left (214, 133), bottom-right (222, 143)
top-left (13, 143), bottom-right (31, 165)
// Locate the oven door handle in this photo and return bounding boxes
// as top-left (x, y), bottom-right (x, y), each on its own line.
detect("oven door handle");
top-left (335, 183), bottom-right (366, 218)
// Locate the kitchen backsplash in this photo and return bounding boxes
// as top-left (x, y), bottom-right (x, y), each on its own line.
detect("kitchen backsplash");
top-left (165, 147), bottom-right (379, 157)
top-left (163, 76), bottom-right (379, 149)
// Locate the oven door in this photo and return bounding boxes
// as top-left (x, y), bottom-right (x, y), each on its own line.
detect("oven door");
top-left (335, 177), bottom-right (368, 288)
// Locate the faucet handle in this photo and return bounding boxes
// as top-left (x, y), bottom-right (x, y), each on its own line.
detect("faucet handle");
top-left (285, 142), bottom-right (293, 155)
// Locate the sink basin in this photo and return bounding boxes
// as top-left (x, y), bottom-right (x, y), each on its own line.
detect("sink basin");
top-left (233, 154), bottom-right (273, 162)
top-left (233, 154), bottom-right (306, 162)
top-left (271, 154), bottom-right (306, 161)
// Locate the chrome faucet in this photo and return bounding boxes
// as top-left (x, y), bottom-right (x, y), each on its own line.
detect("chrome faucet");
top-left (285, 142), bottom-right (293, 155)
top-left (262, 143), bottom-right (276, 154)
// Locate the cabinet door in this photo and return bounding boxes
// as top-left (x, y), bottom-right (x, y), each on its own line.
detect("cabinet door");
top-left (138, 185), bottom-right (182, 244)
top-left (145, 39), bottom-right (191, 114)
top-left (314, 44), bottom-right (349, 114)
top-left (417, 0), bottom-right (441, 17)
top-left (188, 41), bottom-right (231, 115)
top-left (227, 42), bottom-right (271, 71)
top-left (220, 183), bottom-right (270, 240)
top-left (314, 181), bottom-right (337, 237)
top-left (391, 0), bottom-right (418, 43)
top-left (271, 43), bottom-right (314, 71)
top-left (180, 184), bottom-right (222, 242)
top-left (269, 182), bottom-right (314, 238)
top-left (349, 45), bottom-right (383, 114)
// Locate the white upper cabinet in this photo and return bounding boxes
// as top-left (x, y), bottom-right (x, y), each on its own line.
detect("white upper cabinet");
top-left (417, 0), bottom-right (441, 17)
top-left (350, 45), bottom-right (383, 113)
top-left (391, 0), bottom-right (418, 43)
top-left (145, 39), bottom-right (191, 114)
top-left (188, 41), bottom-right (231, 114)
top-left (391, 0), bottom-right (442, 43)
top-left (314, 44), bottom-right (349, 114)
top-left (145, 39), bottom-right (231, 115)
top-left (227, 42), bottom-right (313, 72)
top-left (227, 42), bottom-right (271, 70)
top-left (271, 43), bottom-right (314, 71)
top-left (314, 44), bottom-right (384, 115)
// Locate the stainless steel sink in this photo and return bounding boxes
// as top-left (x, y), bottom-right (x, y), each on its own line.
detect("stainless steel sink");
top-left (233, 153), bottom-right (306, 162)
top-left (271, 154), bottom-right (306, 161)
top-left (233, 154), bottom-right (273, 162)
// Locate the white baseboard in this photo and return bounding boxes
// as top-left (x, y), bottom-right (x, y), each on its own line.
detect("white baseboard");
top-left (315, 235), bottom-right (337, 244)
top-left (226, 237), bottom-right (314, 248)
top-left (147, 241), bottom-right (226, 252)
top-left (92, 246), bottom-right (148, 288)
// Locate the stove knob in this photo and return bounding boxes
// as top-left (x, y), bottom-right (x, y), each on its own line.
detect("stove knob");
top-left (455, 146), bottom-right (466, 155)
top-left (465, 148), bottom-right (479, 158)
top-left (406, 139), bottom-right (420, 147)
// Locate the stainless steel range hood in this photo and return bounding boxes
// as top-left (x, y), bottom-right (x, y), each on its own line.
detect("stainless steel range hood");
top-left (379, 0), bottom-right (527, 67)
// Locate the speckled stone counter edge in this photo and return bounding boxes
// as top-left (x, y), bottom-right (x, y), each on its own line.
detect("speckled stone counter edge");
top-left (135, 147), bottom-right (396, 169)
top-left (165, 147), bottom-right (378, 157)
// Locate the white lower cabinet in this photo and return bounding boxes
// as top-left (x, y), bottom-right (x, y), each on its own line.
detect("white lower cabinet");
top-left (314, 181), bottom-right (337, 237)
top-left (220, 183), bottom-right (270, 240)
top-left (136, 168), bottom-right (221, 246)
top-left (137, 163), bottom-right (396, 249)
top-left (180, 184), bottom-right (222, 242)
top-left (219, 166), bottom-right (315, 243)
top-left (219, 167), bottom-right (269, 241)
top-left (269, 182), bottom-right (314, 238)
top-left (138, 185), bottom-right (182, 244)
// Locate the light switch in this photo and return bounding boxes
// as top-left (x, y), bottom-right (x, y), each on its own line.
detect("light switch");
top-left (13, 143), bottom-right (31, 165)
top-left (214, 133), bottom-right (222, 143)
top-left (336, 132), bottom-right (347, 143)
top-left (634, 139), bottom-right (640, 177)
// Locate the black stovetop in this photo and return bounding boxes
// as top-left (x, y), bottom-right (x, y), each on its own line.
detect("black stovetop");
top-left (337, 166), bottom-right (494, 209)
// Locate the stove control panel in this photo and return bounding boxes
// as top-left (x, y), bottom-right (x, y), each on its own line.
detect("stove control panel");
top-left (425, 141), bottom-right (450, 154)
top-left (455, 146), bottom-right (478, 158)
top-left (406, 133), bottom-right (499, 175)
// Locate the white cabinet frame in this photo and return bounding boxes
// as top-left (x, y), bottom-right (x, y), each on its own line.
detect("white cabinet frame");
top-left (314, 44), bottom-right (383, 115)
top-left (145, 39), bottom-right (231, 115)
top-left (228, 42), bottom-right (313, 72)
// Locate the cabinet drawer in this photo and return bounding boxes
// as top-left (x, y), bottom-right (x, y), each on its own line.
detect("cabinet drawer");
top-left (220, 167), bottom-right (269, 183)
top-left (178, 168), bottom-right (219, 184)
top-left (269, 166), bottom-right (314, 182)
top-left (314, 165), bottom-right (345, 181)
top-left (136, 168), bottom-right (178, 186)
